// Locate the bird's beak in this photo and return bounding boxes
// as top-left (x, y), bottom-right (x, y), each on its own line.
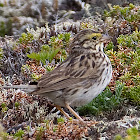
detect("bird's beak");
top-left (101, 34), bottom-right (111, 47)
top-left (101, 34), bottom-right (111, 42)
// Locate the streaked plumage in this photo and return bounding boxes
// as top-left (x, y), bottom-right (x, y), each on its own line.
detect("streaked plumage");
top-left (1, 29), bottom-right (112, 123)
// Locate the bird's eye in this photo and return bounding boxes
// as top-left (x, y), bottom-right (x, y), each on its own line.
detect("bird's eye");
top-left (92, 36), bottom-right (97, 40)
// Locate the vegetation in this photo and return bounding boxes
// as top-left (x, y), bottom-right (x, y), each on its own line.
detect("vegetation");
top-left (0, 48), bottom-right (3, 59)
top-left (106, 30), bottom-right (140, 104)
top-left (104, 3), bottom-right (140, 28)
top-left (18, 32), bottom-right (34, 45)
top-left (77, 82), bottom-right (124, 116)
top-left (115, 122), bottom-right (140, 140)
top-left (27, 33), bottom-right (70, 64)
top-left (0, 20), bottom-right (12, 37)
top-left (0, 3), bottom-right (139, 140)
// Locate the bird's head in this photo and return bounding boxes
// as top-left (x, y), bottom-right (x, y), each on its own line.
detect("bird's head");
top-left (70, 29), bottom-right (111, 54)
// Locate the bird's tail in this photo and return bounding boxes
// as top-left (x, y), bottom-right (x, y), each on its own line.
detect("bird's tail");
top-left (0, 85), bottom-right (37, 93)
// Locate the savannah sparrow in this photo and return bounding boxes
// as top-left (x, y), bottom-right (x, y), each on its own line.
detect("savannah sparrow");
top-left (2, 29), bottom-right (112, 123)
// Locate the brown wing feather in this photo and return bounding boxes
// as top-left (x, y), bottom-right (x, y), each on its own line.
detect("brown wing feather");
top-left (32, 78), bottom-right (84, 95)
top-left (32, 54), bottom-right (99, 95)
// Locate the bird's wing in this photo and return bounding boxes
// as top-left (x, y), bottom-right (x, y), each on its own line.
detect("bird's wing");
top-left (32, 54), bottom-right (99, 94)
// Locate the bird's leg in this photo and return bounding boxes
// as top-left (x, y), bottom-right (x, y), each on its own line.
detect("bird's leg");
top-left (55, 105), bottom-right (71, 120)
top-left (65, 103), bottom-right (84, 124)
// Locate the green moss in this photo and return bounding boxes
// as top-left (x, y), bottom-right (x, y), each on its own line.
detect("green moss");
top-left (18, 32), bottom-right (34, 45)
top-left (1, 102), bottom-right (6, 108)
top-left (57, 117), bottom-right (65, 124)
top-left (31, 73), bottom-right (42, 81)
top-left (0, 19), bottom-right (12, 37)
top-left (15, 102), bottom-right (20, 108)
top-left (131, 53), bottom-right (140, 74)
top-left (27, 45), bottom-right (60, 64)
top-left (123, 86), bottom-right (140, 104)
top-left (36, 126), bottom-right (45, 140)
top-left (0, 3), bottom-right (4, 7)
top-left (46, 65), bottom-right (55, 71)
top-left (27, 33), bottom-right (70, 65)
top-left (106, 29), bottom-right (140, 104)
top-left (104, 3), bottom-right (139, 23)
top-left (80, 22), bottom-right (94, 30)
top-left (0, 132), bottom-right (9, 140)
top-left (115, 122), bottom-right (140, 140)
top-left (117, 30), bottom-right (140, 48)
top-left (105, 41), bottom-right (115, 51)
top-left (14, 129), bottom-right (24, 139)
top-left (0, 48), bottom-right (3, 60)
